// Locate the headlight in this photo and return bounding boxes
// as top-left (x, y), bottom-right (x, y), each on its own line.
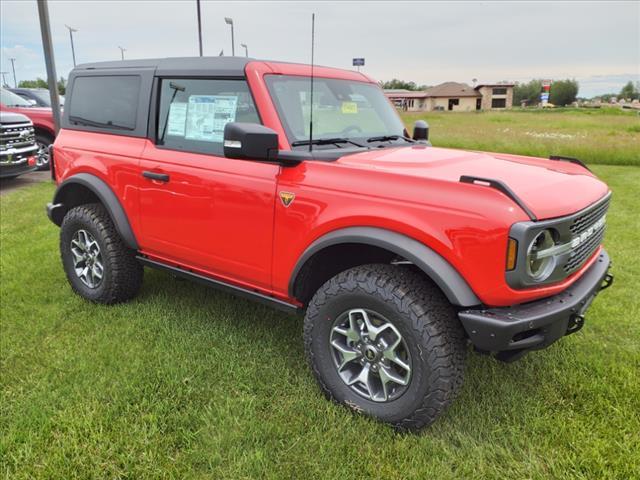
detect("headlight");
top-left (526, 229), bottom-right (556, 281)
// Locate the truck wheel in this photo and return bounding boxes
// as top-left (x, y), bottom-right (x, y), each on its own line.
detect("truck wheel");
top-left (35, 133), bottom-right (53, 171)
top-left (60, 203), bottom-right (143, 304)
top-left (303, 264), bottom-right (466, 431)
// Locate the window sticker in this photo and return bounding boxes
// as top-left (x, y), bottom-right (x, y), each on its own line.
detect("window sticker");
top-left (166, 102), bottom-right (187, 136)
top-left (341, 101), bottom-right (358, 114)
top-left (185, 95), bottom-right (238, 142)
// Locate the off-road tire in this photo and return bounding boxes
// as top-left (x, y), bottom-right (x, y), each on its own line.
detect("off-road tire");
top-left (60, 203), bottom-right (143, 304)
top-left (303, 264), bottom-right (466, 431)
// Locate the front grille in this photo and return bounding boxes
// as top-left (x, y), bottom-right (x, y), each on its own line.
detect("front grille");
top-left (564, 196), bottom-right (610, 274)
top-left (0, 122), bottom-right (36, 151)
top-left (564, 226), bottom-right (605, 273)
top-left (569, 196), bottom-right (610, 236)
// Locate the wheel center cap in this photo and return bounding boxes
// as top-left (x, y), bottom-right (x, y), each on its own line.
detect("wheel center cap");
top-left (364, 345), bottom-right (379, 362)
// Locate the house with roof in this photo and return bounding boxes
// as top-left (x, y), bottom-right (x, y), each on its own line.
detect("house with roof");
top-left (384, 82), bottom-right (515, 112)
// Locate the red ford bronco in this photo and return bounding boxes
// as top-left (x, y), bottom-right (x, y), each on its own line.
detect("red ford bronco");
top-left (46, 57), bottom-right (612, 430)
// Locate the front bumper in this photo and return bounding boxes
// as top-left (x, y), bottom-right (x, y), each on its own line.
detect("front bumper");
top-left (459, 248), bottom-right (612, 361)
top-left (0, 161), bottom-right (37, 178)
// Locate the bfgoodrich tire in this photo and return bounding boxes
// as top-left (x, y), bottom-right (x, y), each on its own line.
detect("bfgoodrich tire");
top-left (303, 264), bottom-right (466, 431)
top-left (60, 203), bottom-right (143, 304)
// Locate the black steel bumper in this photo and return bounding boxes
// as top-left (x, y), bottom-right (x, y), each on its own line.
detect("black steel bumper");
top-left (459, 249), bottom-right (612, 361)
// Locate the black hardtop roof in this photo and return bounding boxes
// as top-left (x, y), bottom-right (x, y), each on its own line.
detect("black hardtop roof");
top-left (73, 56), bottom-right (255, 77)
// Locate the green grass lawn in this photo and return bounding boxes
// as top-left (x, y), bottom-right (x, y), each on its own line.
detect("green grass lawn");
top-left (401, 108), bottom-right (640, 167)
top-left (1, 166), bottom-right (639, 479)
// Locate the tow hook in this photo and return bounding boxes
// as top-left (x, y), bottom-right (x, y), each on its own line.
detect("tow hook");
top-left (600, 273), bottom-right (614, 291)
top-left (566, 314), bottom-right (585, 335)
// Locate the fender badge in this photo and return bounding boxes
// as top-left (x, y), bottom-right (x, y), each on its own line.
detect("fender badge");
top-left (279, 191), bottom-right (295, 207)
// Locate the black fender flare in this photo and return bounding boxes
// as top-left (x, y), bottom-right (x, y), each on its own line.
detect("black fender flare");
top-left (48, 173), bottom-right (139, 250)
top-left (288, 227), bottom-right (480, 307)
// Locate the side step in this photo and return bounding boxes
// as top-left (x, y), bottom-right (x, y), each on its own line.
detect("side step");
top-left (137, 256), bottom-right (301, 315)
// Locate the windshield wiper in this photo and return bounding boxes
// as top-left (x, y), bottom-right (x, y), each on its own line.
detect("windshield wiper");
top-left (291, 137), bottom-right (366, 148)
top-left (367, 135), bottom-right (415, 144)
top-left (69, 115), bottom-right (133, 131)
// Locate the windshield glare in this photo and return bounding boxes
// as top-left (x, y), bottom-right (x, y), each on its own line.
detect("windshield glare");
top-left (1, 88), bottom-right (32, 107)
top-left (266, 75), bottom-right (405, 148)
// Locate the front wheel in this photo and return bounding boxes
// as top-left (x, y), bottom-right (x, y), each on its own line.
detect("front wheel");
top-left (303, 264), bottom-right (466, 431)
top-left (60, 203), bottom-right (143, 304)
top-left (34, 133), bottom-right (53, 171)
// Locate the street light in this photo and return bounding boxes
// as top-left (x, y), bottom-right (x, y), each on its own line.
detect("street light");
top-left (196, 0), bottom-right (203, 56)
top-left (0, 72), bottom-right (8, 87)
top-left (65, 25), bottom-right (78, 67)
top-left (224, 17), bottom-right (235, 56)
top-left (118, 46), bottom-right (126, 60)
top-left (240, 43), bottom-right (248, 57)
top-left (9, 58), bottom-right (17, 87)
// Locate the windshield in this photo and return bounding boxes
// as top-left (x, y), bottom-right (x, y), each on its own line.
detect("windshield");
top-left (265, 75), bottom-right (405, 149)
top-left (28, 89), bottom-right (64, 106)
top-left (1, 88), bottom-right (33, 107)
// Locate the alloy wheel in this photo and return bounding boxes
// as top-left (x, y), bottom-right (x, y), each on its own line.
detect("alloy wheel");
top-left (35, 141), bottom-right (49, 167)
top-left (329, 308), bottom-right (412, 402)
top-left (70, 229), bottom-right (104, 289)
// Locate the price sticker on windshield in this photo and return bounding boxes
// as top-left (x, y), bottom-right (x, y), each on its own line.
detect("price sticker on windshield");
top-left (341, 101), bottom-right (358, 114)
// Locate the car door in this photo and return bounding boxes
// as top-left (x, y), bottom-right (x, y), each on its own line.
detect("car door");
top-left (138, 77), bottom-right (278, 291)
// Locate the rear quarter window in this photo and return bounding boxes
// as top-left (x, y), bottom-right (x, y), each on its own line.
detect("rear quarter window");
top-left (68, 75), bottom-right (141, 131)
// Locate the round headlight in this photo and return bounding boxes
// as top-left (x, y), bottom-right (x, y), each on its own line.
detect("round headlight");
top-left (526, 229), bottom-right (556, 281)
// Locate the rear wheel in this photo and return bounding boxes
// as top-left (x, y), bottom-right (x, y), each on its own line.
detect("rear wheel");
top-left (60, 203), bottom-right (143, 304)
top-left (304, 264), bottom-right (466, 431)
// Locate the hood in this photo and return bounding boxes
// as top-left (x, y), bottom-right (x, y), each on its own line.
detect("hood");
top-left (337, 146), bottom-right (609, 220)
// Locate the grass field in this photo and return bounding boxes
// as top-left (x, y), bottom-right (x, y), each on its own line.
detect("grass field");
top-left (2, 158), bottom-right (639, 476)
top-left (401, 108), bottom-right (640, 167)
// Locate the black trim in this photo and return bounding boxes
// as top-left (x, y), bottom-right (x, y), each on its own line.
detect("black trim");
top-left (459, 175), bottom-right (537, 221)
top-left (288, 227), bottom-right (481, 307)
top-left (549, 155), bottom-right (590, 172)
top-left (49, 145), bottom-right (55, 181)
top-left (459, 249), bottom-right (611, 359)
top-left (138, 256), bottom-right (301, 315)
top-left (49, 173), bottom-right (139, 250)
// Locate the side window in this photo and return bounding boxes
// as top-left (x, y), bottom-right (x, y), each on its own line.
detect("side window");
top-left (69, 76), bottom-right (140, 130)
top-left (156, 78), bottom-right (260, 155)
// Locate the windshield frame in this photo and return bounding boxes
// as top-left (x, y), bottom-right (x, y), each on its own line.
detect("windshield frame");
top-left (265, 74), bottom-right (406, 150)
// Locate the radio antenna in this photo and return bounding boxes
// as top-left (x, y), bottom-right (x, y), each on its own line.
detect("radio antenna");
top-left (308, 13), bottom-right (315, 152)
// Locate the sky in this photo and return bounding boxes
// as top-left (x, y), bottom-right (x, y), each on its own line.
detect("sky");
top-left (1, 1), bottom-right (639, 98)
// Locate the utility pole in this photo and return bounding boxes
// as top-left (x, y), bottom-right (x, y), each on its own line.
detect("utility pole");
top-left (65, 25), bottom-right (78, 66)
top-left (224, 17), bottom-right (235, 56)
top-left (196, 0), bottom-right (203, 56)
top-left (9, 58), bottom-right (17, 87)
top-left (36, 0), bottom-right (61, 134)
top-left (0, 72), bottom-right (8, 87)
top-left (241, 43), bottom-right (248, 57)
top-left (118, 46), bottom-right (126, 60)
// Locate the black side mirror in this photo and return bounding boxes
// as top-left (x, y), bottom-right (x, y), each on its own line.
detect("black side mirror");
top-left (224, 122), bottom-right (279, 161)
top-left (412, 120), bottom-right (429, 142)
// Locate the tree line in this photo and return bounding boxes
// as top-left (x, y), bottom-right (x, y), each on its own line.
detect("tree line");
top-left (12, 77), bottom-right (67, 95)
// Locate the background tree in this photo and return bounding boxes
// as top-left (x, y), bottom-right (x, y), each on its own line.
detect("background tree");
top-left (619, 80), bottom-right (639, 100)
top-left (549, 79), bottom-right (579, 106)
top-left (18, 78), bottom-right (48, 89)
top-left (17, 77), bottom-right (66, 95)
top-left (513, 79), bottom-right (542, 106)
top-left (379, 79), bottom-right (428, 91)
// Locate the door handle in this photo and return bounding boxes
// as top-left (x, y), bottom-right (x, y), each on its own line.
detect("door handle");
top-left (142, 171), bottom-right (170, 182)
